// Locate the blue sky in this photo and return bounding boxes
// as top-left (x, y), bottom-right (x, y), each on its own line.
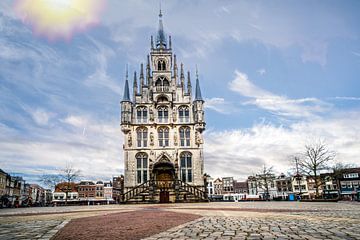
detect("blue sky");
top-left (1, 0), bottom-right (360, 183)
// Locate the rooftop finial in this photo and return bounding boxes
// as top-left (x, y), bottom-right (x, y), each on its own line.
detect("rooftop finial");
top-left (126, 64), bottom-right (129, 80)
top-left (156, 2), bottom-right (166, 48)
top-left (159, 1), bottom-right (162, 17)
top-left (196, 65), bottom-right (199, 79)
top-left (122, 64), bottom-right (131, 102)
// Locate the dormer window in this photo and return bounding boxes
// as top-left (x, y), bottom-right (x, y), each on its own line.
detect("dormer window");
top-left (157, 59), bottom-right (166, 71)
top-left (155, 76), bottom-right (169, 92)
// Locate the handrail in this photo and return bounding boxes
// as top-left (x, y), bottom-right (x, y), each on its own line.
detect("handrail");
top-left (121, 179), bottom-right (208, 202)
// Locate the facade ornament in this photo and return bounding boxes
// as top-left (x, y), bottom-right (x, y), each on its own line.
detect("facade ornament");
top-left (172, 106), bottom-right (177, 121)
top-left (150, 132), bottom-right (155, 146)
top-left (195, 131), bottom-right (203, 145)
top-left (174, 132), bottom-right (178, 146)
top-left (127, 133), bottom-right (132, 147)
top-left (149, 107), bottom-right (154, 121)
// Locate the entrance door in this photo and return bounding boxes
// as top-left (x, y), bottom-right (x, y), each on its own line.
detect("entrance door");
top-left (160, 190), bottom-right (169, 203)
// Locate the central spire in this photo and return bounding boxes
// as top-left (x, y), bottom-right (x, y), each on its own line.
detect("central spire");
top-left (156, 7), bottom-right (167, 49)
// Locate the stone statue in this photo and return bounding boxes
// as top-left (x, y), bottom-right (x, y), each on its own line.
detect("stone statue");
top-left (150, 132), bottom-right (154, 146)
top-left (195, 131), bottom-right (202, 145)
top-left (172, 106), bottom-right (177, 121)
top-left (149, 108), bottom-right (154, 121)
top-left (127, 133), bottom-right (132, 147)
top-left (174, 132), bottom-right (178, 146)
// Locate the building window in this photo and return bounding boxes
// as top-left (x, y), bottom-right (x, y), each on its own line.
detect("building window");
top-left (179, 127), bottom-right (190, 146)
top-left (136, 153), bottom-right (148, 184)
top-left (180, 152), bottom-right (192, 183)
top-left (157, 59), bottom-right (166, 71)
top-left (157, 106), bottom-right (168, 123)
top-left (155, 76), bottom-right (169, 92)
top-left (178, 106), bottom-right (190, 123)
top-left (136, 127), bottom-right (148, 148)
top-left (158, 127), bottom-right (169, 147)
top-left (136, 107), bottom-right (147, 123)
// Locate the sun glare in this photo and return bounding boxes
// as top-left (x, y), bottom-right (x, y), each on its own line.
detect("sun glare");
top-left (14, 0), bottom-right (106, 41)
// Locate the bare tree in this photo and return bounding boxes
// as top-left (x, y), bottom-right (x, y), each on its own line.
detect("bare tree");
top-left (40, 174), bottom-right (61, 190)
top-left (289, 155), bottom-right (303, 197)
top-left (299, 141), bottom-right (335, 198)
top-left (256, 165), bottom-right (275, 200)
top-left (61, 163), bottom-right (81, 205)
top-left (40, 163), bottom-right (81, 205)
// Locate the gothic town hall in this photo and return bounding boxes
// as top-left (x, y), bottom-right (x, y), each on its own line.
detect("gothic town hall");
top-left (120, 11), bottom-right (207, 203)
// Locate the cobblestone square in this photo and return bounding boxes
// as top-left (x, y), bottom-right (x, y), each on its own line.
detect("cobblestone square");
top-left (0, 202), bottom-right (359, 239)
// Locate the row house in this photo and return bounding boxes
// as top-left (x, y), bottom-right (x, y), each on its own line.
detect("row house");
top-left (54, 180), bottom-right (115, 205)
top-left (338, 168), bottom-right (360, 201)
top-left (112, 176), bottom-right (124, 203)
top-left (248, 173), bottom-right (278, 200)
top-left (29, 184), bottom-right (47, 206)
top-left (0, 169), bottom-right (44, 207)
top-left (53, 182), bottom-right (78, 204)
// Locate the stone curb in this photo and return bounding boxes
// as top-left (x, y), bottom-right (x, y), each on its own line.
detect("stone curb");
top-left (38, 220), bottom-right (69, 240)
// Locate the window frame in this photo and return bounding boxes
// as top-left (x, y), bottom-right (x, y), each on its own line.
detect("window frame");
top-left (179, 127), bottom-right (191, 147)
top-left (136, 127), bottom-right (148, 148)
top-left (136, 153), bottom-right (148, 184)
top-left (158, 127), bottom-right (170, 147)
top-left (180, 152), bottom-right (192, 183)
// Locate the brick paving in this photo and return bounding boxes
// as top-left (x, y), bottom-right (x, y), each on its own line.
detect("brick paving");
top-left (0, 202), bottom-right (359, 240)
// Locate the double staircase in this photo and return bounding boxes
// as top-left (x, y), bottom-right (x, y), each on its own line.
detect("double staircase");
top-left (120, 180), bottom-right (208, 203)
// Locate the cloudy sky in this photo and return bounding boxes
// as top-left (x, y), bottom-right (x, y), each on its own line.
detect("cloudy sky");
top-left (1, 0), bottom-right (359, 183)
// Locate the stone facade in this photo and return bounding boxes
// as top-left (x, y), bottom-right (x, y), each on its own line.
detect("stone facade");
top-left (120, 11), bottom-right (206, 195)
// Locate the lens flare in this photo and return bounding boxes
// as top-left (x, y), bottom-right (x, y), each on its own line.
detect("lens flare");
top-left (14, 0), bottom-right (106, 41)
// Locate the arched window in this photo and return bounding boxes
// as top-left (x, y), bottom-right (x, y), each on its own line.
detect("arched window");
top-left (158, 127), bottom-right (169, 147)
top-left (136, 106), bottom-right (147, 123)
top-left (157, 59), bottom-right (166, 71)
top-left (179, 127), bottom-right (190, 147)
top-left (155, 76), bottom-right (169, 92)
top-left (180, 152), bottom-right (192, 182)
top-left (136, 127), bottom-right (148, 148)
top-left (157, 106), bottom-right (168, 123)
top-left (178, 106), bottom-right (190, 123)
top-left (136, 153), bottom-right (148, 184)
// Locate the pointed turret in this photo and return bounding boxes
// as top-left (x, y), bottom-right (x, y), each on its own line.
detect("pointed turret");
top-left (194, 72), bottom-right (203, 101)
top-left (121, 67), bottom-right (132, 130)
top-left (140, 63), bottom-right (144, 91)
top-left (122, 70), bottom-right (131, 102)
top-left (133, 71), bottom-right (138, 101)
top-left (156, 9), bottom-right (167, 49)
top-left (187, 71), bottom-right (192, 96)
top-left (180, 63), bottom-right (185, 90)
top-left (193, 68), bottom-right (205, 131)
top-left (173, 54), bottom-right (178, 80)
top-left (146, 55), bottom-right (151, 86)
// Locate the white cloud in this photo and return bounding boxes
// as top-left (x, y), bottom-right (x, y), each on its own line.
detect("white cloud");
top-left (30, 108), bottom-right (52, 126)
top-left (63, 115), bottom-right (88, 128)
top-left (229, 70), bottom-right (331, 118)
top-left (257, 68), bottom-right (266, 76)
top-left (205, 97), bottom-right (235, 114)
top-left (0, 115), bottom-right (123, 181)
top-left (204, 112), bottom-right (360, 180)
top-left (333, 97), bottom-right (360, 101)
top-left (84, 38), bottom-right (123, 95)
